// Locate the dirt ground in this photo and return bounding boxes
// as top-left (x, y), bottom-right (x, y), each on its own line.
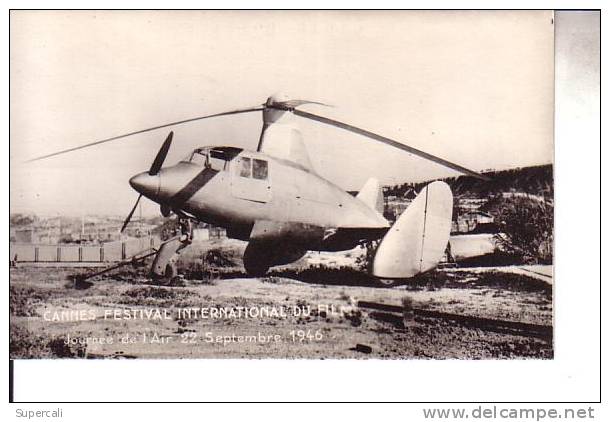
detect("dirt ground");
top-left (9, 254), bottom-right (553, 359)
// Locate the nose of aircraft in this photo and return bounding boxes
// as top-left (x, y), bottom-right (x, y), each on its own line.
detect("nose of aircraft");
top-left (129, 172), bottom-right (159, 199)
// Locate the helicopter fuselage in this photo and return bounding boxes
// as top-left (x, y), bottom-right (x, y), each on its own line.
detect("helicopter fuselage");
top-left (129, 146), bottom-right (389, 251)
top-left (29, 93), bottom-right (479, 279)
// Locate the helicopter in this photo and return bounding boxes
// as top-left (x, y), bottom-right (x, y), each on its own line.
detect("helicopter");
top-left (28, 93), bottom-right (489, 286)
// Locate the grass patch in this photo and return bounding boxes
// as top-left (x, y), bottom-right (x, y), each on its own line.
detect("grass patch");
top-left (10, 286), bottom-right (54, 317)
top-left (118, 286), bottom-right (199, 307)
top-left (10, 323), bottom-right (85, 359)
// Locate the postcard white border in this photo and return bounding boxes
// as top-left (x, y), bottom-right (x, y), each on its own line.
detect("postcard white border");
top-left (4, 5), bottom-right (603, 407)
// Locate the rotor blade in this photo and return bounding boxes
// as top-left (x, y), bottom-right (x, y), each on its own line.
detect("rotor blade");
top-left (271, 99), bottom-right (331, 109)
top-left (149, 131), bottom-right (173, 175)
top-left (292, 109), bottom-right (490, 181)
top-left (25, 106), bottom-right (264, 163)
top-left (120, 194), bottom-right (142, 233)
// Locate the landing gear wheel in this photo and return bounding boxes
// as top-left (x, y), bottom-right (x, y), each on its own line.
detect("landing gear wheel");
top-left (164, 263), bottom-right (176, 279)
top-left (375, 278), bottom-right (399, 288)
top-left (151, 262), bottom-right (180, 286)
top-left (244, 261), bottom-right (270, 277)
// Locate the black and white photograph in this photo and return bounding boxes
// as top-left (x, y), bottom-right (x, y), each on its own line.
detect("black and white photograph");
top-left (10, 10), bottom-right (558, 362)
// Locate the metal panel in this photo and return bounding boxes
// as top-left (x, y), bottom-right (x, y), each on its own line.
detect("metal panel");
top-left (61, 246), bottom-right (80, 262)
top-left (37, 245), bottom-right (58, 262)
top-left (124, 237), bottom-right (154, 258)
top-left (103, 241), bottom-right (123, 262)
top-left (231, 155), bottom-right (272, 203)
top-left (9, 244), bottom-right (35, 262)
top-left (81, 246), bottom-right (102, 262)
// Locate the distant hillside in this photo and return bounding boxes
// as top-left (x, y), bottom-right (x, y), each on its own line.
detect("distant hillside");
top-left (384, 164), bottom-right (553, 199)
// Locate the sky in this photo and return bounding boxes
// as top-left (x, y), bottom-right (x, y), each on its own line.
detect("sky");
top-left (10, 10), bottom-right (554, 216)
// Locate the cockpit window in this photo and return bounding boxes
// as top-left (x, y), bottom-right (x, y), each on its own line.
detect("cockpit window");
top-left (187, 149), bottom-right (229, 171)
top-left (189, 151), bottom-right (207, 166)
top-left (209, 151), bottom-right (229, 171)
top-left (238, 157), bottom-right (251, 178)
top-left (252, 159), bottom-right (268, 180)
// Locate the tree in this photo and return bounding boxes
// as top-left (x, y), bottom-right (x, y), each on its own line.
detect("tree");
top-left (485, 195), bottom-right (553, 264)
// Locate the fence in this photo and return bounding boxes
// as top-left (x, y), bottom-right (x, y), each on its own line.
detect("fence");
top-left (9, 237), bottom-right (162, 263)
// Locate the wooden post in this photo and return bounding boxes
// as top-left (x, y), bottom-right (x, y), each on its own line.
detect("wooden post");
top-left (121, 242), bottom-right (126, 260)
top-left (34, 247), bottom-right (39, 262)
top-left (57, 247), bottom-right (61, 262)
top-left (100, 247), bottom-right (104, 262)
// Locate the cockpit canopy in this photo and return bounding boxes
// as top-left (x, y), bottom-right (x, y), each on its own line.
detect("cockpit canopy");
top-left (181, 146), bottom-right (269, 181)
top-left (182, 146), bottom-right (242, 172)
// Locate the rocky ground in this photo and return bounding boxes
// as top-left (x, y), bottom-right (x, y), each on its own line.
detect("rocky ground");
top-left (10, 257), bottom-right (553, 360)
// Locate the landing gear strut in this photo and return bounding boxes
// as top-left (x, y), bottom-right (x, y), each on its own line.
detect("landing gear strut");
top-left (150, 217), bottom-right (193, 281)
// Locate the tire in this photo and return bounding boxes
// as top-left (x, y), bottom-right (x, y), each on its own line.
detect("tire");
top-left (375, 278), bottom-right (399, 288)
top-left (244, 261), bottom-right (270, 277)
top-left (164, 263), bottom-right (176, 278)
